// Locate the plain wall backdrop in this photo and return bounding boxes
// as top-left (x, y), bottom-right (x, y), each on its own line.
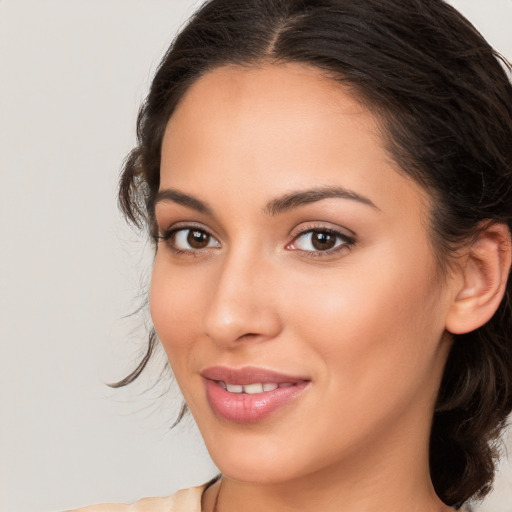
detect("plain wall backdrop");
top-left (1, 1), bottom-right (511, 511)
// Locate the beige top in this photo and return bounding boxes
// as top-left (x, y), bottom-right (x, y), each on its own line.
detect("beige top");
top-left (68, 484), bottom-right (207, 512)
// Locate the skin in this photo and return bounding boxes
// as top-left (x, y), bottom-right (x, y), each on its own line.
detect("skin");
top-left (150, 63), bottom-right (462, 512)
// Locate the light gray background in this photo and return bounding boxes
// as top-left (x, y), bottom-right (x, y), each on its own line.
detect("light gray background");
top-left (1, 1), bottom-right (511, 511)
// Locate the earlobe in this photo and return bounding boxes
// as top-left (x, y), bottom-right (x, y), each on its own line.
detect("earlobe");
top-left (445, 222), bottom-right (511, 335)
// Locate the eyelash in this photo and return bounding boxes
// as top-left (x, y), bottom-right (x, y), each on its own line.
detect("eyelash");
top-left (157, 224), bottom-right (355, 258)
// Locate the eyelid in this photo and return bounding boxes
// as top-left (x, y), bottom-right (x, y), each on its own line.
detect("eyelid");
top-left (289, 221), bottom-right (355, 239)
top-left (156, 220), bottom-right (216, 238)
top-left (289, 221), bottom-right (355, 242)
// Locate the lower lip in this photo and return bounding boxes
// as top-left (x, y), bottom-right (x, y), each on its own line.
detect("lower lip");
top-left (204, 379), bottom-right (309, 423)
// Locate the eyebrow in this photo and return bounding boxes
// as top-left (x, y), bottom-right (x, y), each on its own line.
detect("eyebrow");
top-left (153, 185), bottom-right (378, 217)
top-left (153, 188), bottom-right (214, 216)
top-left (263, 186), bottom-right (379, 216)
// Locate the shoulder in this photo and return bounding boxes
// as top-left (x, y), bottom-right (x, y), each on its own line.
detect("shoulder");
top-left (67, 484), bottom-right (207, 512)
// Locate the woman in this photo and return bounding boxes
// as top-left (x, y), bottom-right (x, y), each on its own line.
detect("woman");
top-left (73, 0), bottom-right (512, 510)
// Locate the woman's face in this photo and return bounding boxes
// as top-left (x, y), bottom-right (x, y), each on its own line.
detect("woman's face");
top-left (151, 63), bottom-right (456, 484)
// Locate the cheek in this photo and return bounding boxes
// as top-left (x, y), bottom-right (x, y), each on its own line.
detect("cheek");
top-left (149, 256), bottom-right (204, 362)
top-left (284, 243), bottom-right (445, 400)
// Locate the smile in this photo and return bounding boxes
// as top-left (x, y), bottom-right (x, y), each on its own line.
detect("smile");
top-left (201, 367), bottom-right (310, 423)
top-left (219, 381), bottom-right (295, 394)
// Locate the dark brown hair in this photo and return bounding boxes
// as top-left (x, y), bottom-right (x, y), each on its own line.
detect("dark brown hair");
top-left (116, 0), bottom-right (512, 507)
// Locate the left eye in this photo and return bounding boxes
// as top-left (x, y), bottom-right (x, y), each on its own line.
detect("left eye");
top-left (170, 228), bottom-right (220, 251)
top-left (290, 229), bottom-right (351, 252)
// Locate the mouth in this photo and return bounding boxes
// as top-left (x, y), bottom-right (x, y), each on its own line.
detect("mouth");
top-left (201, 366), bottom-right (310, 423)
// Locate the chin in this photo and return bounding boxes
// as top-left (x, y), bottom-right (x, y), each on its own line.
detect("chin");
top-left (215, 456), bottom-right (303, 485)
top-left (199, 422), bottom-right (335, 486)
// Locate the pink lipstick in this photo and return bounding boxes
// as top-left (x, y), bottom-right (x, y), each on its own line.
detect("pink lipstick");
top-left (201, 366), bottom-right (310, 423)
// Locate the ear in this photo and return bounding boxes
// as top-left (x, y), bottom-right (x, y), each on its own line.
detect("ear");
top-left (445, 222), bottom-right (511, 335)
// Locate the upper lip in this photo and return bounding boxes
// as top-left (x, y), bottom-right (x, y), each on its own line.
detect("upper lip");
top-left (201, 366), bottom-right (309, 385)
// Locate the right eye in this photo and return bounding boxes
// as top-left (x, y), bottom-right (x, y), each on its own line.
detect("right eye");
top-left (160, 227), bottom-right (221, 253)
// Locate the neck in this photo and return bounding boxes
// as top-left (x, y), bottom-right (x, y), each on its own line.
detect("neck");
top-left (211, 457), bottom-right (451, 512)
top-left (214, 463), bottom-right (447, 512)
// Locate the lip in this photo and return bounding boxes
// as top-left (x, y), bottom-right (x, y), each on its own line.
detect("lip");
top-left (202, 366), bottom-right (310, 423)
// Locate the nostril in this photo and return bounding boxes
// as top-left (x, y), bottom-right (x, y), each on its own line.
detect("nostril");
top-left (240, 333), bottom-right (259, 339)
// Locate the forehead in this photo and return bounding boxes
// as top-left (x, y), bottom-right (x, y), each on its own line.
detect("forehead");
top-left (174, 62), bottom-right (367, 120)
top-left (160, 63), bottom-right (430, 223)
top-left (165, 63), bottom-right (377, 155)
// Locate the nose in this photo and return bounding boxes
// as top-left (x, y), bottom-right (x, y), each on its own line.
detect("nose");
top-left (203, 248), bottom-right (283, 348)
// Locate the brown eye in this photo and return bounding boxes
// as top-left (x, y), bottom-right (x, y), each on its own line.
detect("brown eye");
top-left (168, 227), bottom-right (221, 252)
top-left (187, 229), bottom-right (211, 248)
top-left (289, 228), bottom-right (354, 255)
top-left (310, 231), bottom-right (336, 250)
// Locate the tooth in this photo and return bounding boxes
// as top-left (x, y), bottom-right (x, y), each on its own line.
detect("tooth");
top-left (262, 383), bottom-right (278, 392)
top-left (279, 382), bottom-right (294, 388)
top-left (244, 383), bottom-right (264, 394)
top-left (218, 381), bottom-right (227, 389)
top-left (226, 383), bottom-right (243, 393)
